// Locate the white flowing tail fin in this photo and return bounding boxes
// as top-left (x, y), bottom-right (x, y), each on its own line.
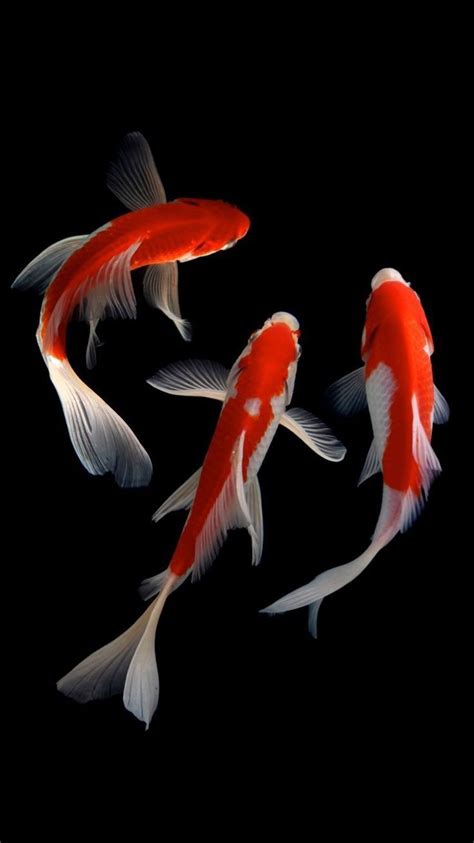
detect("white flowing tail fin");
top-left (261, 484), bottom-right (407, 634)
top-left (44, 354), bottom-right (152, 487)
top-left (58, 573), bottom-right (178, 728)
top-left (261, 541), bottom-right (384, 619)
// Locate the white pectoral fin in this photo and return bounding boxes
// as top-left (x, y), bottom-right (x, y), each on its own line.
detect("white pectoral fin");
top-left (192, 433), bottom-right (251, 581)
top-left (433, 385), bottom-right (450, 424)
top-left (147, 359), bottom-right (228, 400)
top-left (79, 239), bottom-right (140, 321)
top-left (357, 438), bottom-right (381, 486)
top-left (326, 366), bottom-right (367, 416)
top-left (280, 408), bottom-right (346, 462)
top-left (365, 363), bottom-right (396, 461)
top-left (413, 395), bottom-right (442, 487)
top-left (47, 239), bottom-right (142, 368)
top-left (246, 477), bottom-right (264, 566)
top-left (397, 395), bottom-right (442, 533)
top-left (12, 235), bottom-right (88, 292)
top-left (152, 468), bottom-right (202, 523)
top-left (143, 262), bottom-right (191, 341)
top-left (107, 132), bottom-right (167, 210)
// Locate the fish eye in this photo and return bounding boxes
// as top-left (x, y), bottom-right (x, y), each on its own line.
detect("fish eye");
top-left (222, 239), bottom-right (237, 251)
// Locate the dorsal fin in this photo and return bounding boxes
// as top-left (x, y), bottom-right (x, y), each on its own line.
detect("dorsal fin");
top-left (107, 132), bottom-right (167, 210)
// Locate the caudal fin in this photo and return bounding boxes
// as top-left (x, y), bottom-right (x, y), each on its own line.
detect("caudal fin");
top-left (58, 574), bottom-right (177, 728)
top-left (44, 354), bottom-right (152, 487)
top-left (261, 479), bottom-right (434, 633)
top-left (261, 484), bottom-right (407, 631)
top-left (261, 542), bottom-right (382, 620)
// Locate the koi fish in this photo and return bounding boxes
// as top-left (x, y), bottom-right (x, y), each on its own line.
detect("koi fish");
top-left (12, 132), bottom-right (250, 487)
top-left (57, 312), bottom-right (346, 727)
top-left (262, 268), bottom-right (449, 636)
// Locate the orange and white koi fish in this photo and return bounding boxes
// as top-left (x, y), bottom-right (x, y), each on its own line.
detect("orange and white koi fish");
top-left (57, 313), bottom-right (345, 727)
top-left (12, 133), bottom-right (250, 487)
top-left (262, 269), bottom-right (449, 635)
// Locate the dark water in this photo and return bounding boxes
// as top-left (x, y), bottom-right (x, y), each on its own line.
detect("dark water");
top-left (3, 97), bottom-right (467, 838)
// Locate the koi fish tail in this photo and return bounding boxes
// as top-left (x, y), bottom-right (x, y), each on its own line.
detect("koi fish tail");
top-left (263, 391), bottom-right (443, 636)
top-left (42, 352), bottom-right (152, 487)
top-left (260, 484), bottom-right (419, 637)
top-left (57, 573), bottom-right (180, 728)
top-left (261, 541), bottom-right (385, 635)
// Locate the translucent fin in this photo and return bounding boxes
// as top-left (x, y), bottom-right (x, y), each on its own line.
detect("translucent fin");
top-left (143, 262), bottom-right (191, 341)
top-left (285, 360), bottom-right (298, 405)
top-left (57, 601), bottom-right (157, 702)
top-left (262, 481), bottom-right (406, 619)
top-left (326, 367), bottom-right (367, 416)
top-left (45, 355), bottom-right (152, 487)
top-left (85, 319), bottom-right (101, 370)
top-left (261, 542), bottom-right (382, 616)
top-left (58, 575), bottom-right (177, 729)
top-left (80, 240), bottom-right (140, 319)
top-left (192, 433), bottom-right (251, 581)
top-left (400, 394), bottom-right (442, 532)
top-left (246, 477), bottom-right (264, 566)
top-left (148, 359), bottom-right (228, 400)
top-left (12, 235), bottom-right (87, 292)
top-left (280, 408), bottom-right (346, 462)
top-left (262, 435), bottom-right (441, 622)
top-left (123, 576), bottom-right (176, 728)
top-left (139, 570), bottom-right (169, 602)
top-left (433, 385), bottom-right (450, 424)
top-left (45, 240), bottom-right (142, 353)
top-left (107, 132), bottom-right (167, 210)
top-left (308, 599), bottom-right (324, 639)
top-left (152, 468), bottom-right (202, 523)
top-left (139, 569), bottom-right (189, 602)
top-left (371, 484), bottom-right (406, 542)
top-left (365, 363), bottom-right (396, 462)
top-left (357, 439), bottom-right (380, 486)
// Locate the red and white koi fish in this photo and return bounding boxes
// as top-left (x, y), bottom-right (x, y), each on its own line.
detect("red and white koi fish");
top-left (12, 132), bottom-right (250, 487)
top-left (262, 268), bottom-right (449, 636)
top-left (57, 313), bottom-right (345, 727)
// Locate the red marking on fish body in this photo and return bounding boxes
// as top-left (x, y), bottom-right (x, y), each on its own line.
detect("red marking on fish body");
top-left (169, 322), bottom-right (298, 576)
top-left (39, 199), bottom-right (250, 358)
top-left (363, 281), bottom-right (435, 495)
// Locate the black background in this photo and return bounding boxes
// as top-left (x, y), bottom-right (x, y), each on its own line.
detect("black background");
top-left (2, 61), bottom-right (468, 838)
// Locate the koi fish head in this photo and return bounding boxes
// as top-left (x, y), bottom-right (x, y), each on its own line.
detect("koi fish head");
top-left (365, 267), bottom-right (411, 314)
top-left (227, 311), bottom-right (301, 403)
top-left (247, 312), bottom-right (300, 348)
top-left (175, 198), bottom-right (250, 261)
top-left (370, 267), bottom-right (409, 291)
top-left (362, 268), bottom-right (416, 360)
